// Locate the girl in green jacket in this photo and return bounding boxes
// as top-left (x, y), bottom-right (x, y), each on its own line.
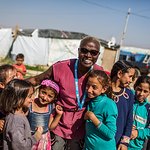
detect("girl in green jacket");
top-left (84, 70), bottom-right (118, 150)
top-left (128, 75), bottom-right (150, 150)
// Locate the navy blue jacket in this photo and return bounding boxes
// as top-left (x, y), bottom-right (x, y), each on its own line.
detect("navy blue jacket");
top-left (113, 88), bottom-right (134, 146)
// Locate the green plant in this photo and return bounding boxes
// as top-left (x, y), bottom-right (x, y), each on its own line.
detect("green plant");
top-left (25, 65), bottom-right (47, 72)
top-left (0, 57), bottom-right (14, 64)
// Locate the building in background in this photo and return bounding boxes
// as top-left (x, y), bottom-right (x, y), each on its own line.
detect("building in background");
top-left (119, 47), bottom-right (150, 75)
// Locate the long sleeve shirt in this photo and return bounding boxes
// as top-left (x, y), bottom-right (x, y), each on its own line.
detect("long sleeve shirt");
top-left (3, 113), bottom-right (37, 150)
top-left (84, 94), bottom-right (118, 150)
top-left (128, 99), bottom-right (150, 150)
top-left (114, 88), bottom-right (134, 145)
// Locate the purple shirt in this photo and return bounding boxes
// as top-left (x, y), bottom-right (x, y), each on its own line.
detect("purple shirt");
top-left (52, 59), bottom-right (103, 139)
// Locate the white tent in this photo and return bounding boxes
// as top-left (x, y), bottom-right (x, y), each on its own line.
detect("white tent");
top-left (0, 28), bottom-right (14, 58)
top-left (11, 29), bottom-right (104, 66)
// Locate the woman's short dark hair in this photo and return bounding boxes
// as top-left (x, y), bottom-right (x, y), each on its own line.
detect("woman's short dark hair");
top-left (80, 36), bottom-right (101, 50)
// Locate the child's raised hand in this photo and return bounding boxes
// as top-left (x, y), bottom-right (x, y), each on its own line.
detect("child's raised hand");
top-left (34, 126), bottom-right (43, 141)
top-left (0, 119), bottom-right (5, 132)
top-left (132, 125), bottom-right (136, 130)
top-left (117, 144), bottom-right (128, 150)
top-left (17, 68), bottom-right (23, 71)
top-left (55, 105), bottom-right (63, 116)
top-left (37, 126), bottom-right (43, 133)
top-left (84, 111), bottom-right (95, 120)
top-left (130, 129), bottom-right (138, 139)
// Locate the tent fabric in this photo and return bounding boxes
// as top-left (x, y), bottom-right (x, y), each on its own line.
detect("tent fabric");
top-left (38, 29), bottom-right (88, 39)
top-left (120, 47), bottom-right (150, 64)
top-left (11, 30), bottom-right (49, 65)
top-left (17, 29), bottom-right (120, 49)
top-left (121, 46), bottom-right (150, 55)
top-left (0, 28), bottom-right (14, 58)
top-left (120, 50), bottom-right (146, 62)
top-left (48, 38), bottom-right (80, 65)
top-left (17, 29), bottom-right (35, 37)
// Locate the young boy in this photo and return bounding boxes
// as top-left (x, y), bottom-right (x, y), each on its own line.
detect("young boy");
top-left (13, 53), bottom-right (26, 79)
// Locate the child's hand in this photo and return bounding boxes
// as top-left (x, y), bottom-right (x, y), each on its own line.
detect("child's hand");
top-left (16, 68), bottom-right (22, 72)
top-left (132, 125), bottom-right (136, 130)
top-left (34, 126), bottom-right (43, 141)
top-left (84, 111), bottom-right (95, 120)
top-left (117, 144), bottom-right (127, 150)
top-left (130, 129), bottom-right (138, 139)
top-left (55, 105), bottom-right (63, 116)
top-left (0, 119), bottom-right (5, 132)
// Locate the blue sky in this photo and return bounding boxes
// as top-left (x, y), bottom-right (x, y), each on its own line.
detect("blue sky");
top-left (1, 0), bottom-right (150, 49)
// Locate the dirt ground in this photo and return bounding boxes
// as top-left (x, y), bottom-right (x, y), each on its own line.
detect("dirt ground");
top-left (26, 69), bottom-right (43, 78)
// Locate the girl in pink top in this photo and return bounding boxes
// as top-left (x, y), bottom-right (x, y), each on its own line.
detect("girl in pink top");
top-left (27, 79), bottom-right (63, 150)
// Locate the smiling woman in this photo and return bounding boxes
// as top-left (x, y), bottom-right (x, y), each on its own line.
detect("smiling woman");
top-left (26, 36), bottom-right (103, 150)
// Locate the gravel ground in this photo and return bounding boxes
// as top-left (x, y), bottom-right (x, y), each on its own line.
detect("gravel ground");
top-left (25, 70), bottom-right (43, 78)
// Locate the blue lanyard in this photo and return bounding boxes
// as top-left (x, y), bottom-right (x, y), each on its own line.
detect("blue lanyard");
top-left (74, 59), bottom-right (92, 110)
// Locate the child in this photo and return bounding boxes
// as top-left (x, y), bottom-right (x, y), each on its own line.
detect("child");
top-left (13, 53), bottom-right (26, 79)
top-left (109, 60), bottom-right (135, 150)
top-left (27, 79), bottom-right (63, 150)
top-left (84, 70), bottom-right (118, 150)
top-left (0, 64), bottom-right (17, 149)
top-left (0, 79), bottom-right (43, 150)
top-left (129, 68), bottom-right (141, 90)
top-left (128, 75), bottom-right (150, 150)
top-left (0, 64), bottom-right (17, 89)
